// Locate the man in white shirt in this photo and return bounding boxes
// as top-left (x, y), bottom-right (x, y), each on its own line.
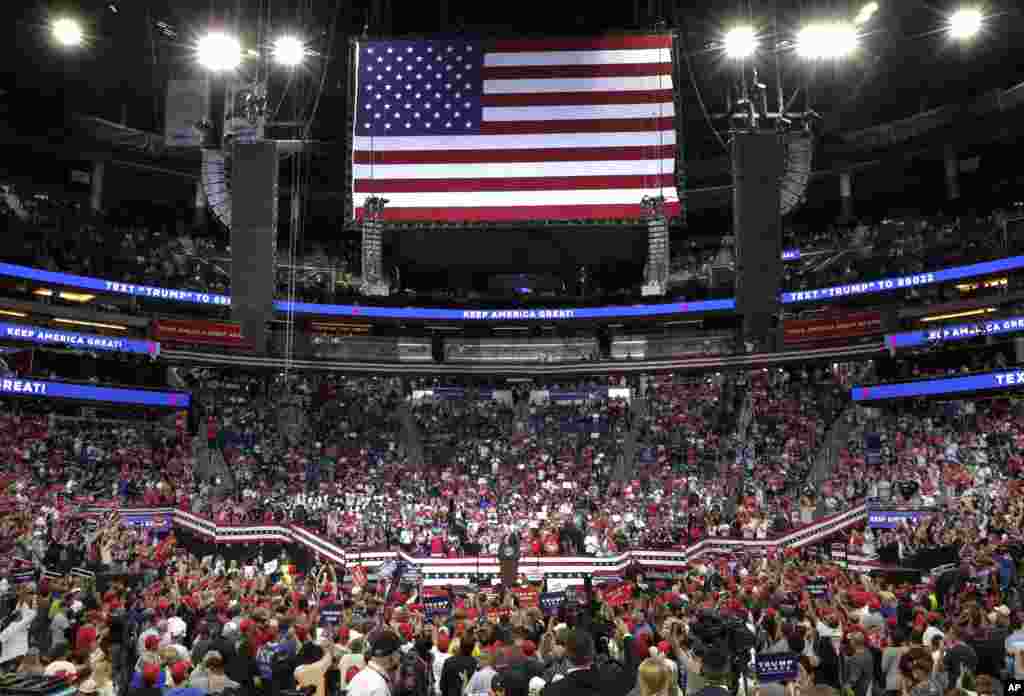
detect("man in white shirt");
top-left (348, 631), bottom-right (402, 696)
top-left (432, 635), bottom-right (452, 696)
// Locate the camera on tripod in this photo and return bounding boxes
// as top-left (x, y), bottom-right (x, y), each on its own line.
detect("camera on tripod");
top-left (689, 610), bottom-right (757, 674)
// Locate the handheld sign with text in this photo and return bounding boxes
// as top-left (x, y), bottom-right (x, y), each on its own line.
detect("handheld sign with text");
top-left (424, 596), bottom-right (452, 620)
top-left (512, 586), bottom-right (540, 609)
top-left (541, 591), bottom-right (566, 616)
top-left (319, 603), bottom-right (344, 626)
top-left (756, 654), bottom-right (800, 683)
top-left (805, 578), bottom-right (828, 598)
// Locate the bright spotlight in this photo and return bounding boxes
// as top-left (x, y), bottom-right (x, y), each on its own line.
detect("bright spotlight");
top-left (854, 2), bottom-right (879, 25)
top-left (723, 26), bottom-right (758, 59)
top-left (197, 32), bottom-right (242, 72)
top-left (273, 36), bottom-right (306, 67)
top-left (51, 17), bottom-right (84, 47)
top-left (796, 22), bottom-right (859, 60)
top-left (948, 7), bottom-right (983, 40)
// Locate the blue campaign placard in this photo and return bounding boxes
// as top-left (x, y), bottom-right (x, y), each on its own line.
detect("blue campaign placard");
top-left (867, 509), bottom-right (933, 529)
top-left (423, 596), bottom-right (452, 620)
top-left (756, 653), bottom-right (800, 682)
top-left (540, 591), bottom-right (566, 615)
top-left (320, 603), bottom-right (344, 626)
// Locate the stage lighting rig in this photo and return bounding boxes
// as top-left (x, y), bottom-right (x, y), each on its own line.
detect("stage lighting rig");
top-left (948, 7), bottom-right (983, 40)
top-left (197, 32), bottom-right (242, 72)
top-left (51, 17), bottom-right (84, 48)
top-left (724, 26), bottom-right (758, 59)
top-left (272, 35), bottom-right (306, 67)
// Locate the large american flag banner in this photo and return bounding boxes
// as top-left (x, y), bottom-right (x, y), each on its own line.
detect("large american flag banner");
top-left (352, 35), bottom-right (680, 223)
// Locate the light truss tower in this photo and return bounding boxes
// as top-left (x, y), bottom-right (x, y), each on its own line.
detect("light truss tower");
top-left (361, 196), bottom-right (389, 296)
top-left (641, 195), bottom-right (669, 296)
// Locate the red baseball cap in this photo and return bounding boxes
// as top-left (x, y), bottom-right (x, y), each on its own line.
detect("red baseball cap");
top-left (171, 661), bottom-right (191, 684)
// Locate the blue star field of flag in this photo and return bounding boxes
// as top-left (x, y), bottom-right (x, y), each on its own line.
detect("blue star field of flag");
top-left (357, 40), bottom-right (484, 137)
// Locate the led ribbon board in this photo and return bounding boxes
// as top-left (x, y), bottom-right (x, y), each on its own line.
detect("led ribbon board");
top-left (0, 262), bottom-right (230, 306)
top-left (6, 252), bottom-right (1024, 316)
top-left (886, 316), bottom-right (1024, 349)
top-left (782, 255), bottom-right (1024, 305)
top-left (0, 378), bottom-right (190, 407)
top-left (275, 298), bottom-right (736, 320)
top-left (0, 321), bottom-right (160, 356)
top-left (852, 369), bottom-right (1024, 402)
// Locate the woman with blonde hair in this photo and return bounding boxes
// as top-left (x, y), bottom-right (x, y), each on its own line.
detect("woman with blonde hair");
top-left (634, 657), bottom-right (680, 696)
top-left (91, 661), bottom-right (116, 696)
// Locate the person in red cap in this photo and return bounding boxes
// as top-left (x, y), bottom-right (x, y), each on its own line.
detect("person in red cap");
top-left (127, 661), bottom-right (164, 696)
top-left (164, 660), bottom-right (202, 696)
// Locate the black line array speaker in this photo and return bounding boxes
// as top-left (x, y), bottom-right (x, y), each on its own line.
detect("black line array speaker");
top-left (733, 132), bottom-right (784, 348)
top-left (431, 333), bottom-right (444, 363)
top-left (230, 141), bottom-right (278, 355)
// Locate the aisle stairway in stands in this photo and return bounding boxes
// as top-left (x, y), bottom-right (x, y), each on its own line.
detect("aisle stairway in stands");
top-left (193, 431), bottom-right (235, 499)
top-left (396, 400), bottom-right (425, 469)
top-left (617, 398), bottom-right (642, 483)
top-left (809, 403), bottom-right (857, 517)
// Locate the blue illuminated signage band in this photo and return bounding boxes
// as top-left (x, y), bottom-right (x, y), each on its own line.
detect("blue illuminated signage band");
top-left (0, 262), bottom-right (230, 306)
top-left (4, 252), bottom-right (1022, 317)
top-left (0, 321), bottom-right (159, 356)
top-left (0, 378), bottom-right (189, 407)
top-left (886, 315), bottom-right (1024, 349)
top-left (782, 254), bottom-right (1024, 305)
top-left (781, 249), bottom-right (801, 261)
top-left (852, 369), bottom-right (1024, 402)
top-left (274, 298), bottom-right (736, 321)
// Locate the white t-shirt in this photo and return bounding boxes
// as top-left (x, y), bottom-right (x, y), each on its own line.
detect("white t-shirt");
top-left (347, 665), bottom-right (391, 696)
top-left (431, 649), bottom-right (451, 696)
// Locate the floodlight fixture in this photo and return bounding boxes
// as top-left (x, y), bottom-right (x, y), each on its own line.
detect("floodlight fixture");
top-left (197, 32), bottom-right (242, 72)
top-left (948, 7), bottom-right (983, 40)
top-left (796, 22), bottom-right (859, 60)
top-left (854, 2), bottom-right (879, 25)
top-left (723, 25), bottom-right (758, 59)
top-left (272, 35), bottom-right (306, 67)
top-left (52, 17), bottom-right (84, 47)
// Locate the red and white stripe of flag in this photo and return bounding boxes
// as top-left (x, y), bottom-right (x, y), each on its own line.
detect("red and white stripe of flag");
top-left (353, 35), bottom-right (679, 222)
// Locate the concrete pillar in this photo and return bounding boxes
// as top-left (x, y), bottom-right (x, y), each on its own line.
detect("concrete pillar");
top-left (89, 161), bottom-right (105, 214)
top-left (839, 171), bottom-right (853, 219)
top-left (944, 144), bottom-right (960, 201)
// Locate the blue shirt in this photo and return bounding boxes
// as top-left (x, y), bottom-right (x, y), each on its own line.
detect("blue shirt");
top-left (130, 669), bottom-right (166, 690)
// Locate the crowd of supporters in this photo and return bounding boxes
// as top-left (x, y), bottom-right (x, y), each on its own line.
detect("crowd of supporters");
top-left (782, 211), bottom-right (1018, 296)
top-left (3, 359), bottom-right (1024, 696)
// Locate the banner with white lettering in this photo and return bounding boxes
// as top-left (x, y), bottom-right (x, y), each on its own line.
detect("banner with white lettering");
top-left (423, 596), bottom-right (452, 620)
top-left (540, 591), bottom-right (566, 615)
top-left (0, 378), bottom-right (189, 408)
top-left (755, 653), bottom-right (800, 682)
top-left (0, 322), bottom-right (159, 356)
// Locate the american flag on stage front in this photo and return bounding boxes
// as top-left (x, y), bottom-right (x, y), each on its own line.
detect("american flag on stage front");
top-left (352, 35), bottom-right (680, 223)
